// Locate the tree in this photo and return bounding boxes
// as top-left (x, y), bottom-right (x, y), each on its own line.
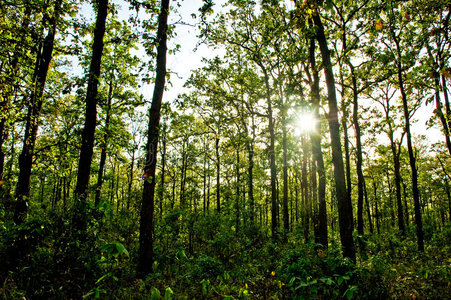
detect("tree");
top-left (14, 0), bottom-right (63, 224)
top-left (73, 0), bottom-right (109, 230)
top-left (137, 0), bottom-right (170, 277)
top-left (310, 3), bottom-right (356, 261)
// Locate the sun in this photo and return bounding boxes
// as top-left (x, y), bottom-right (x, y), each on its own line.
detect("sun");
top-left (294, 111), bottom-right (316, 135)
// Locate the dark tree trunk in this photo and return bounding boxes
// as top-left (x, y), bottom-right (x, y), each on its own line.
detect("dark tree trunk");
top-left (393, 33), bottom-right (424, 251)
top-left (372, 180), bottom-right (380, 234)
top-left (159, 129), bottom-right (166, 218)
top-left (282, 105), bottom-right (289, 234)
top-left (215, 136), bottom-right (220, 213)
top-left (309, 37), bottom-right (328, 248)
top-left (94, 80), bottom-right (113, 207)
top-left (348, 63), bottom-right (365, 236)
top-left (301, 135), bottom-right (309, 243)
top-left (235, 145), bottom-right (240, 233)
top-left (73, 0), bottom-right (108, 229)
top-left (127, 150), bottom-right (135, 210)
top-left (203, 141), bottom-right (207, 215)
top-left (137, 0), bottom-right (169, 277)
top-left (364, 179), bottom-right (373, 234)
top-left (14, 0), bottom-right (62, 224)
top-left (313, 12), bottom-right (355, 261)
top-left (392, 141), bottom-right (405, 234)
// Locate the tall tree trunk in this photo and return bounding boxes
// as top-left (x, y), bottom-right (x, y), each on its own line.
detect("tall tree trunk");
top-left (235, 144), bottom-right (240, 233)
top-left (313, 12), bottom-right (355, 261)
top-left (203, 141), bottom-right (207, 215)
top-left (215, 136), bottom-right (220, 213)
top-left (258, 63), bottom-right (278, 239)
top-left (127, 149), bottom-right (135, 210)
top-left (159, 129), bottom-right (166, 218)
top-left (137, 0), bottom-right (169, 277)
top-left (301, 135), bottom-right (309, 243)
top-left (309, 37), bottom-right (328, 248)
top-left (393, 32), bottom-right (424, 252)
top-left (373, 180), bottom-right (380, 234)
top-left (364, 179), bottom-right (373, 234)
top-left (282, 105), bottom-right (289, 235)
top-left (73, 0), bottom-right (109, 229)
top-left (94, 80), bottom-right (113, 207)
top-left (348, 63), bottom-right (365, 236)
top-left (14, 0), bottom-right (62, 224)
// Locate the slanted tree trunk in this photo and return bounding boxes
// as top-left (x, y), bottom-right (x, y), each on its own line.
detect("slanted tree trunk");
top-left (14, 0), bottom-right (63, 224)
top-left (313, 12), bottom-right (355, 261)
top-left (137, 0), bottom-right (169, 277)
top-left (73, 0), bottom-right (109, 230)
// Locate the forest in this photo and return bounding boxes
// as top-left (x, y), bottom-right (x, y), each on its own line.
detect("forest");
top-left (1, 0), bottom-right (450, 298)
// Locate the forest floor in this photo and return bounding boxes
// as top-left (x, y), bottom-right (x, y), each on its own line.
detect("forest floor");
top-left (1, 209), bottom-right (450, 299)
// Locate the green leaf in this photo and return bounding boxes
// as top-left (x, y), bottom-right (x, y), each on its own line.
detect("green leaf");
top-left (344, 285), bottom-right (357, 299)
top-left (115, 242), bottom-right (129, 257)
top-left (164, 287), bottom-right (174, 300)
top-left (151, 287), bottom-right (161, 300)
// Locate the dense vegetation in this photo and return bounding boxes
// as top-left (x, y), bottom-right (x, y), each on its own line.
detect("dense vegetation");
top-left (1, 0), bottom-right (450, 298)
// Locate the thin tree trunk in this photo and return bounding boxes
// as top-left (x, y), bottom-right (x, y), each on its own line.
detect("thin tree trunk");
top-left (302, 135), bottom-right (309, 243)
top-left (313, 12), bottom-right (355, 261)
top-left (373, 180), bottom-right (380, 234)
top-left (94, 80), bottom-right (113, 206)
top-left (364, 178), bottom-right (373, 234)
top-left (159, 129), bottom-right (166, 218)
top-left (137, 0), bottom-right (169, 277)
top-left (235, 145), bottom-right (240, 233)
top-left (393, 31), bottom-right (424, 252)
top-left (215, 136), bottom-right (220, 213)
top-left (14, 0), bottom-right (63, 224)
top-left (258, 63), bottom-right (278, 239)
top-left (282, 105), bottom-right (289, 235)
top-left (127, 150), bottom-right (135, 210)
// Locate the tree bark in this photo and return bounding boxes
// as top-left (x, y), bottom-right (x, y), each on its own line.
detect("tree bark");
top-left (73, 0), bottom-right (109, 229)
top-left (14, 0), bottom-right (62, 224)
top-left (313, 12), bottom-right (355, 261)
top-left (137, 0), bottom-right (169, 277)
